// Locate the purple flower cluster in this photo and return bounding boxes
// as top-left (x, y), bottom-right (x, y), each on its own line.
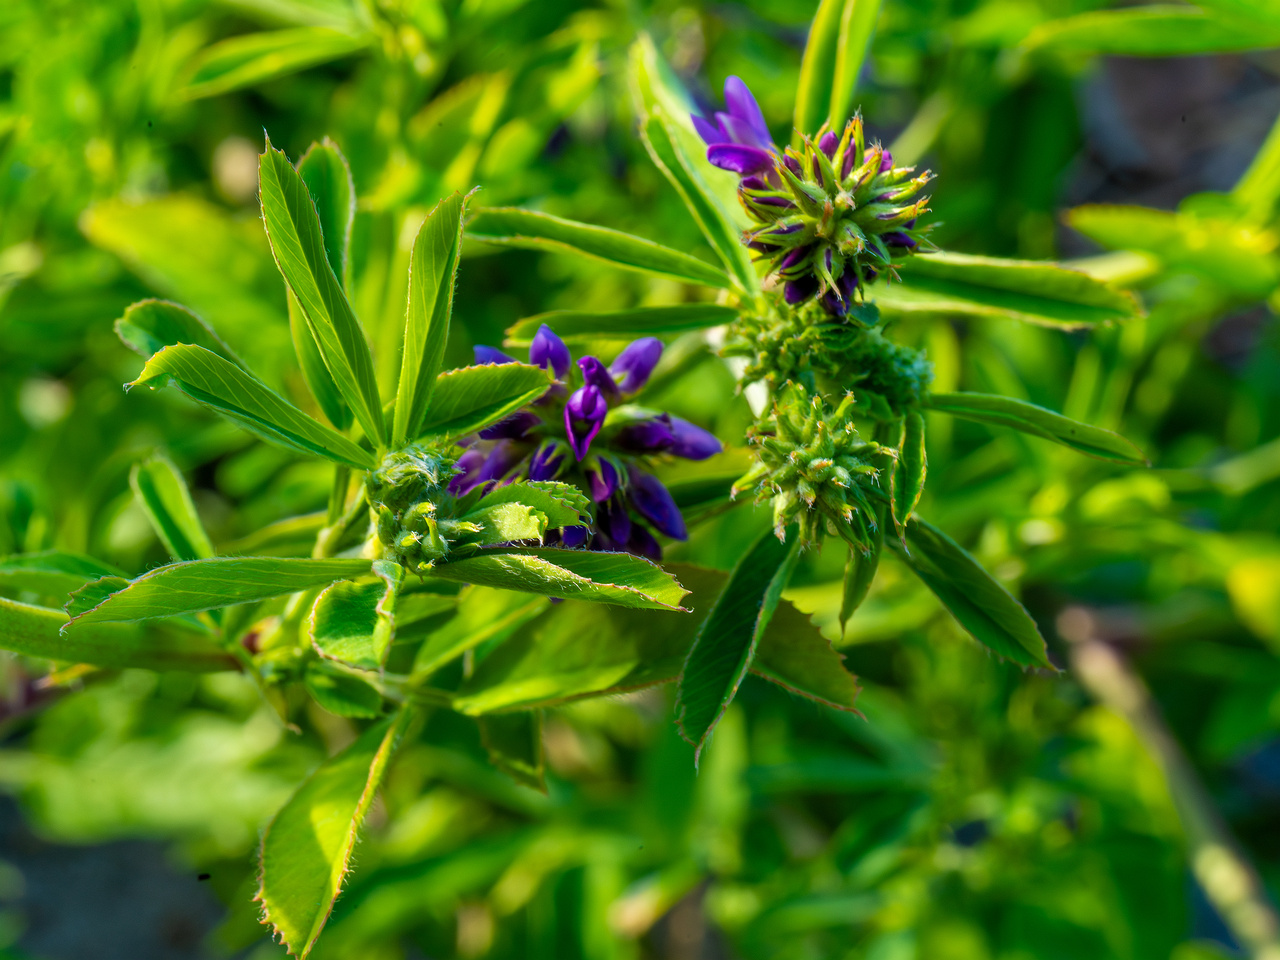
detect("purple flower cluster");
top-left (692, 76), bottom-right (931, 314)
top-left (456, 326), bottom-right (722, 559)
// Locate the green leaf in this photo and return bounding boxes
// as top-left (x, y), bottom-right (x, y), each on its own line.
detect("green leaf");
top-left (182, 28), bottom-right (371, 100)
top-left (676, 529), bottom-right (801, 760)
top-left (1020, 6), bottom-right (1280, 58)
top-left (926, 392), bottom-right (1148, 465)
top-left (630, 38), bottom-right (757, 293)
top-left (260, 138), bottom-right (384, 444)
top-left (829, 0), bottom-right (882, 129)
top-left (468, 481), bottom-right (589, 530)
top-left (453, 564), bottom-right (857, 714)
top-left (891, 411), bottom-right (926, 536)
top-left (223, 512), bottom-right (327, 558)
top-left (1234, 112), bottom-right (1280, 223)
top-left (478, 712), bottom-right (545, 792)
top-left (468, 208), bottom-right (730, 289)
top-left (130, 454), bottom-right (215, 562)
top-left (430, 548), bottom-right (689, 611)
top-left (894, 517), bottom-right (1051, 668)
top-left (884, 251), bottom-right (1143, 328)
top-left (0, 596), bottom-right (233, 671)
top-left (297, 138), bottom-right (355, 284)
top-left (794, 0), bottom-right (845, 139)
top-left (63, 557), bottom-right (371, 629)
top-left (840, 509), bottom-right (883, 633)
top-left (0, 552), bottom-right (124, 601)
top-left (114, 299), bottom-right (243, 366)
top-left (453, 503), bottom-right (547, 549)
top-left (505, 304), bottom-right (738, 346)
top-left (304, 660), bottom-right (383, 718)
top-left (417, 363), bottom-right (552, 441)
top-left (412, 587), bottom-right (548, 677)
top-left (307, 561), bottom-right (402, 671)
top-left (129, 344), bottom-right (375, 469)
top-left (289, 290), bottom-right (351, 429)
top-left (1065, 204), bottom-right (1280, 299)
top-left (394, 192), bottom-right (467, 445)
top-left (257, 708), bottom-right (412, 958)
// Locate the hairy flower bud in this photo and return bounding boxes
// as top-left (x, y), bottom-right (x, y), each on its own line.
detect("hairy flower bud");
top-left (366, 444), bottom-right (478, 572)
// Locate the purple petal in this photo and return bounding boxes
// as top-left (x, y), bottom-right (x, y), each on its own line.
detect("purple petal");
top-left (717, 113), bottom-right (772, 152)
top-left (778, 245), bottom-right (812, 273)
top-left (564, 385), bottom-right (606, 460)
top-left (529, 324), bottom-right (571, 378)
top-left (783, 155), bottom-right (802, 176)
top-left (741, 175), bottom-right (768, 190)
top-left (615, 416), bottom-right (675, 453)
top-left (821, 289), bottom-right (847, 317)
top-left (723, 76), bottom-right (772, 149)
top-left (560, 524), bottom-right (588, 548)
top-left (597, 499), bottom-right (632, 545)
top-left (528, 441), bottom-right (566, 480)
top-left (448, 447), bottom-right (488, 495)
top-left (610, 337), bottom-right (663, 394)
top-left (692, 113), bottom-right (726, 146)
top-left (626, 524), bottom-right (662, 561)
top-left (751, 195), bottom-right (796, 210)
top-left (585, 458), bottom-right (619, 502)
top-left (784, 274), bottom-right (819, 304)
top-left (479, 410), bottom-right (541, 440)
top-left (883, 231), bottom-right (917, 249)
top-left (864, 147), bottom-right (892, 173)
top-left (708, 144), bottom-right (774, 176)
top-left (478, 441), bottom-right (526, 485)
top-left (627, 469), bottom-right (687, 540)
top-left (819, 131), bottom-right (839, 157)
top-left (578, 356), bottom-right (620, 401)
top-left (473, 345), bottom-right (515, 365)
top-left (667, 417), bottom-right (721, 460)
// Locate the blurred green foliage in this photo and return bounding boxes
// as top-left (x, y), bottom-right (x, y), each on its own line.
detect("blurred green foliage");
top-left (3, 0), bottom-right (1280, 958)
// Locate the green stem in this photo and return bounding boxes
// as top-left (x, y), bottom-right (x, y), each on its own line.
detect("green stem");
top-left (1061, 608), bottom-right (1280, 960)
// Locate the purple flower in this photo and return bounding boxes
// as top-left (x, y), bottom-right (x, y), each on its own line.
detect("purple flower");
top-left (560, 524), bottom-right (588, 548)
top-left (578, 356), bottom-right (620, 403)
top-left (474, 345), bottom-right (515, 365)
top-left (528, 441), bottom-right (566, 481)
top-left (564, 385), bottom-right (606, 460)
top-left (667, 417), bottom-right (722, 460)
top-left (477, 441), bottom-right (524, 486)
top-left (479, 410), bottom-right (541, 440)
top-left (708, 144), bottom-right (774, 176)
top-left (530, 324), bottom-right (571, 378)
top-left (615, 417), bottom-right (675, 453)
top-left (785, 274), bottom-right (819, 304)
top-left (628, 469), bottom-right (687, 540)
top-left (626, 524), bottom-right (662, 562)
top-left (694, 76), bottom-right (774, 152)
top-left (585, 457), bottom-right (618, 502)
top-left (448, 447), bottom-right (487, 495)
top-left (819, 131), bottom-right (839, 157)
top-left (610, 337), bottom-right (663, 393)
top-left (596, 498), bottom-right (632, 547)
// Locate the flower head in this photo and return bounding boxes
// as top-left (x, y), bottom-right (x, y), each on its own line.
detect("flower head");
top-left (695, 77), bottom-right (934, 314)
top-left (460, 327), bottom-right (723, 557)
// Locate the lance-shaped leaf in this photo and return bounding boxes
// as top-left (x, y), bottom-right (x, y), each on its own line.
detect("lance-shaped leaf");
top-left (114, 299), bottom-right (243, 365)
top-left (884, 251), bottom-right (1142, 328)
top-left (630, 37), bottom-right (757, 293)
top-left (297, 139), bottom-right (355, 283)
top-left (394, 192), bottom-right (467, 445)
top-left (63, 557), bottom-right (372, 629)
top-left (260, 139), bottom-right (384, 444)
top-left (1019, 6), bottom-right (1280, 58)
top-left (926, 392), bottom-right (1148, 465)
top-left (468, 208), bottom-right (730, 289)
top-left (289, 291), bottom-right (350, 429)
top-left (453, 563), bottom-right (857, 715)
top-left (0, 552), bottom-right (124, 601)
top-left (478, 712), bottom-right (545, 792)
top-left (130, 454), bottom-right (215, 562)
top-left (505, 304), bottom-right (738, 346)
top-left (676, 530), bottom-right (801, 761)
top-left (257, 708), bottom-right (412, 958)
top-left (417, 363), bottom-right (552, 441)
top-left (182, 27), bottom-right (371, 100)
top-left (893, 517), bottom-right (1051, 668)
top-left (412, 587), bottom-right (548, 677)
top-left (308, 561), bottom-right (402, 671)
top-left (129, 344), bottom-right (375, 469)
top-left (429, 548), bottom-right (688, 611)
top-left (840, 507), bottom-right (884, 633)
top-left (0, 596), bottom-right (233, 672)
top-left (304, 660), bottom-right (383, 718)
top-left (891, 411), bottom-right (926, 536)
top-left (830, 0), bottom-right (882, 129)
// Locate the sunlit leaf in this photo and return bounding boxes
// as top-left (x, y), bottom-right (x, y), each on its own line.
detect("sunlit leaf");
top-left (129, 343), bottom-right (375, 469)
top-left (114, 299), bottom-right (244, 366)
top-left (1020, 6), bottom-right (1280, 58)
top-left (130, 454), bottom-right (215, 562)
top-left (308, 561), bottom-right (402, 671)
top-left (0, 552), bottom-right (124, 602)
top-left (417, 363), bottom-right (552, 441)
top-left (182, 28), bottom-right (371, 101)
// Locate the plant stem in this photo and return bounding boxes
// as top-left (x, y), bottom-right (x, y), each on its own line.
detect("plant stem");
top-left (1060, 608), bottom-right (1280, 960)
